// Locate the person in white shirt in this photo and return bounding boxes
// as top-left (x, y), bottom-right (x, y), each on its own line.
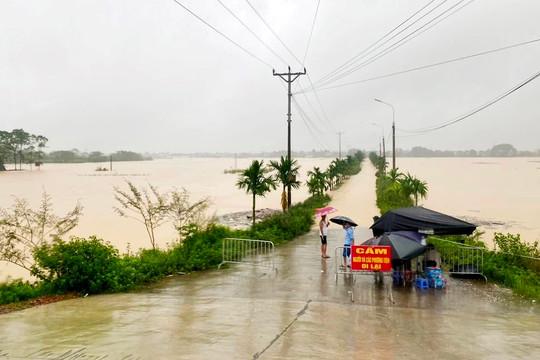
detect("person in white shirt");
top-left (319, 215), bottom-right (330, 258)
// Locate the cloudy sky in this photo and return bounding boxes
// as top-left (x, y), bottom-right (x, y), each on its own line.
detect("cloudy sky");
top-left (1, 0), bottom-right (539, 154)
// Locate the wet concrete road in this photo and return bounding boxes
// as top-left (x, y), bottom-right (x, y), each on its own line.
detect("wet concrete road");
top-left (1, 227), bottom-right (539, 360)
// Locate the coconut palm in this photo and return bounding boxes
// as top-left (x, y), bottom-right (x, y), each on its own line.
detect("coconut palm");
top-left (388, 168), bottom-right (404, 183)
top-left (236, 160), bottom-right (277, 227)
top-left (269, 156), bottom-right (301, 211)
top-left (306, 166), bottom-right (328, 196)
top-left (400, 173), bottom-right (429, 205)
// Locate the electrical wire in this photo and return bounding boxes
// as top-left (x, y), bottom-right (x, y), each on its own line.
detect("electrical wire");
top-left (215, 0), bottom-right (289, 67)
top-left (302, 0), bottom-right (321, 65)
top-left (244, 0), bottom-right (304, 67)
top-left (292, 95), bottom-right (330, 150)
top-left (299, 37), bottom-right (540, 93)
top-left (311, 0), bottom-right (439, 88)
top-left (169, 0), bottom-right (273, 69)
top-left (323, 0), bottom-right (474, 87)
top-left (314, 0), bottom-right (471, 89)
top-left (400, 69), bottom-right (540, 135)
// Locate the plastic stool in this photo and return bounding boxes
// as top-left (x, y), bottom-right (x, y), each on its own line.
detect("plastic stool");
top-left (415, 277), bottom-right (429, 289)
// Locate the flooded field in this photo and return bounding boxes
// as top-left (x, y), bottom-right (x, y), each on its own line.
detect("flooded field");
top-left (0, 158), bottom-right (539, 359)
top-left (1, 156), bottom-right (539, 281)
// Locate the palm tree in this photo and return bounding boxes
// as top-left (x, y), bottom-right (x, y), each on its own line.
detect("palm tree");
top-left (400, 173), bottom-right (429, 205)
top-left (388, 168), bottom-right (404, 183)
top-left (306, 167), bottom-right (328, 196)
top-left (269, 156), bottom-right (301, 211)
top-left (236, 160), bottom-right (277, 227)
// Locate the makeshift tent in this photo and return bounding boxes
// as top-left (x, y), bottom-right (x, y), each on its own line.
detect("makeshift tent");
top-left (370, 206), bottom-right (476, 237)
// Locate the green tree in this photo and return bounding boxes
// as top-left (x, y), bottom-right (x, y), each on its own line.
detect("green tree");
top-left (388, 168), bottom-right (404, 183)
top-left (236, 160), bottom-right (276, 227)
top-left (10, 129), bottom-right (31, 170)
top-left (113, 181), bottom-right (210, 249)
top-left (306, 166), bottom-right (327, 196)
top-left (400, 173), bottom-right (429, 206)
top-left (169, 188), bottom-right (212, 241)
top-left (0, 191), bottom-right (83, 271)
top-left (269, 156), bottom-right (301, 211)
top-left (113, 181), bottom-right (170, 250)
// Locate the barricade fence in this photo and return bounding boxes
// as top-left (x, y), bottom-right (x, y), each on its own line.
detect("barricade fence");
top-left (429, 237), bottom-right (487, 281)
top-left (333, 246), bottom-right (394, 303)
top-left (218, 238), bottom-right (275, 271)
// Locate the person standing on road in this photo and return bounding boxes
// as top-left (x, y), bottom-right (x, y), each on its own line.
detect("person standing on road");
top-left (342, 222), bottom-right (355, 267)
top-left (319, 215), bottom-right (330, 258)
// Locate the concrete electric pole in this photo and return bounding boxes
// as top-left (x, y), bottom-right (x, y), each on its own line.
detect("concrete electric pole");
top-left (273, 66), bottom-right (306, 208)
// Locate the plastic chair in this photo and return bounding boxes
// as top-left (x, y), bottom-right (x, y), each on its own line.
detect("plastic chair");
top-left (415, 277), bottom-right (429, 289)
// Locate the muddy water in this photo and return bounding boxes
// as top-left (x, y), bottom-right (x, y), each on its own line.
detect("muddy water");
top-left (1, 157), bottom-right (539, 280)
top-left (1, 164), bottom-right (540, 359)
top-left (397, 157), bottom-right (540, 248)
top-left (0, 157), bottom-right (332, 281)
top-left (0, 227), bottom-right (538, 359)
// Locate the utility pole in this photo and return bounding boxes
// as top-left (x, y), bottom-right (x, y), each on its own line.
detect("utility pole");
top-left (337, 132), bottom-right (343, 159)
top-left (374, 98), bottom-right (396, 171)
top-left (273, 66), bottom-right (306, 209)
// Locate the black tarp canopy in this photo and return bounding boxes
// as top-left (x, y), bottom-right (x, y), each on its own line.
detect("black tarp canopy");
top-left (370, 206), bottom-right (476, 237)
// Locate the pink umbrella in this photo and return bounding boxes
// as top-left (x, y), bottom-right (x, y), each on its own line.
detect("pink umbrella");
top-left (314, 206), bottom-right (338, 217)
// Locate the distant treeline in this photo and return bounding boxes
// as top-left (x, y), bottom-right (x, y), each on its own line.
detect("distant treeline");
top-left (42, 150), bottom-right (152, 164)
top-left (0, 128), bottom-right (151, 171)
top-left (149, 143), bottom-right (539, 159)
top-left (395, 144), bottom-right (539, 158)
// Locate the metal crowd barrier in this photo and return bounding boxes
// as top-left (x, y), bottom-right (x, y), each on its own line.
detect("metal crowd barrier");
top-left (218, 238), bottom-right (276, 272)
top-left (333, 246), bottom-right (394, 303)
top-left (430, 237), bottom-right (487, 281)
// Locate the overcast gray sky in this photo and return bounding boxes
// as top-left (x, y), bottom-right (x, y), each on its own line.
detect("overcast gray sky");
top-left (1, 0), bottom-right (539, 154)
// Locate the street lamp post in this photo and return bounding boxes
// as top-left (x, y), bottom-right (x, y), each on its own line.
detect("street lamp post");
top-left (374, 98), bottom-right (395, 170)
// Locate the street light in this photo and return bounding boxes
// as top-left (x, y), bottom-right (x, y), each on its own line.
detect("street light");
top-left (374, 98), bottom-right (395, 170)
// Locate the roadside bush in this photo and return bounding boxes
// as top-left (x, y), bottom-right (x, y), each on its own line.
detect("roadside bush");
top-left (173, 224), bottom-right (230, 271)
top-left (0, 192), bottom-right (333, 306)
top-left (251, 194), bottom-right (330, 244)
top-left (0, 279), bottom-right (44, 305)
top-left (31, 236), bottom-right (123, 294)
top-left (123, 248), bottom-right (175, 284)
top-left (376, 176), bottom-right (413, 214)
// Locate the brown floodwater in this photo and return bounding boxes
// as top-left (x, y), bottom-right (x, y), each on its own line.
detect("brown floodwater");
top-left (0, 227), bottom-right (538, 359)
top-left (1, 157), bottom-right (539, 281)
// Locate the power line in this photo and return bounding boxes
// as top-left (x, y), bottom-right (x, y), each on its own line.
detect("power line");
top-left (169, 0), bottom-right (272, 69)
top-left (300, 37), bottom-right (540, 93)
top-left (292, 96), bottom-right (329, 150)
top-left (244, 0), bottom-right (304, 67)
top-left (311, 0), bottom-right (439, 88)
top-left (314, 0), bottom-right (472, 89)
top-left (302, 0), bottom-right (321, 65)
top-left (400, 69), bottom-right (540, 135)
top-left (215, 0), bottom-right (289, 66)
top-left (326, 0), bottom-right (475, 86)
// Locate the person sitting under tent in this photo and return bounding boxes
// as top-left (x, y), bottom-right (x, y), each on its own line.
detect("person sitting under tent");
top-left (423, 244), bottom-right (442, 269)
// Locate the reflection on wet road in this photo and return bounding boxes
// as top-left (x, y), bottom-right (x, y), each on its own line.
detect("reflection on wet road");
top-left (1, 228), bottom-right (539, 359)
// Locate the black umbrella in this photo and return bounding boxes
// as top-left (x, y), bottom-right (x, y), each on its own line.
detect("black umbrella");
top-left (362, 231), bottom-right (426, 261)
top-left (330, 215), bottom-right (358, 227)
